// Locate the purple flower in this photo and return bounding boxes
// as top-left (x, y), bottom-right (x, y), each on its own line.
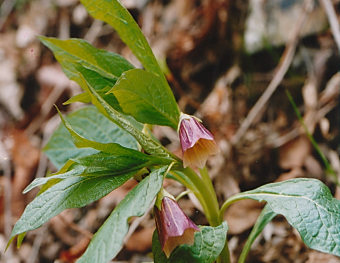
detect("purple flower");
top-left (154, 196), bottom-right (200, 257)
top-left (178, 114), bottom-right (220, 168)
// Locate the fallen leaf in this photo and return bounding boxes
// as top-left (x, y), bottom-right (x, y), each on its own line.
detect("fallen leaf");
top-left (124, 227), bottom-right (155, 253)
top-left (224, 199), bottom-right (265, 235)
top-left (278, 135), bottom-right (311, 170)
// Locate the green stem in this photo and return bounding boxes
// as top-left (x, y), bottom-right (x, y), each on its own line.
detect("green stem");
top-left (142, 124), bottom-right (182, 163)
top-left (219, 194), bottom-right (250, 223)
top-left (218, 243), bottom-right (231, 263)
top-left (216, 194), bottom-right (255, 263)
top-left (199, 166), bottom-right (220, 213)
top-left (285, 89), bottom-right (338, 185)
top-left (179, 167), bottom-right (220, 227)
top-left (175, 165), bottom-right (233, 262)
top-left (176, 190), bottom-right (193, 201)
top-left (170, 171), bottom-right (212, 223)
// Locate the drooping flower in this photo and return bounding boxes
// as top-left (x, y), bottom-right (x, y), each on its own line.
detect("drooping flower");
top-left (154, 196), bottom-right (200, 257)
top-left (178, 113), bottom-right (220, 168)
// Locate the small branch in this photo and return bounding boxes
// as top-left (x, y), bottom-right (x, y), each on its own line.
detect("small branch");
top-left (319, 0), bottom-right (340, 51)
top-left (84, 19), bottom-right (104, 44)
top-left (230, 0), bottom-right (315, 145)
top-left (0, 0), bottom-right (15, 31)
top-left (27, 224), bottom-right (48, 263)
top-left (57, 214), bottom-right (94, 240)
top-left (123, 200), bottom-right (154, 245)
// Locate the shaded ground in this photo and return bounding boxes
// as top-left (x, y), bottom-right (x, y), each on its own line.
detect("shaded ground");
top-left (0, 0), bottom-right (339, 262)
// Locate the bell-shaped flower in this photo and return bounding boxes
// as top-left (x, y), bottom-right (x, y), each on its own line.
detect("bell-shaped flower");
top-left (178, 113), bottom-right (220, 168)
top-left (154, 196), bottom-right (200, 257)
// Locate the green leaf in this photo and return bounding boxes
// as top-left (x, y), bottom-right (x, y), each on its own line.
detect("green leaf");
top-left (229, 179), bottom-right (340, 256)
top-left (238, 204), bottom-right (277, 263)
top-left (38, 36), bottom-right (134, 84)
top-left (76, 166), bottom-right (168, 263)
top-left (43, 106), bottom-right (138, 169)
top-left (109, 69), bottom-right (179, 129)
top-left (8, 170), bottom-right (136, 247)
top-left (63, 62), bottom-right (126, 112)
top-left (79, 0), bottom-right (180, 122)
top-left (81, 74), bottom-right (171, 158)
top-left (39, 37), bottom-right (134, 109)
top-left (152, 221), bottom-right (229, 263)
top-left (79, 0), bottom-right (160, 80)
top-left (26, 143), bottom-right (165, 193)
top-left (24, 161), bottom-right (84, 193)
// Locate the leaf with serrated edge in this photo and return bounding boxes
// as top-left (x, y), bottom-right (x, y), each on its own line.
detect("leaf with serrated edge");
top-left (152, 221), bottom-right (229, 263)
top-left (110, 69), bottom-right (179, 129)
top-left (79, 0), bottom-right (180, 122)
top-left (76, 166), bottom-right (168, 263)
top-left (8, 171), bottom-right (136, 247)
top-left (238, 204), bottom-right (277, 263)
top-left (43, 106), bottom-right (138, 169)
top-left (80, 74), bottom-right (170, 157)
top-left (230, 179), bottom-right (340, 256)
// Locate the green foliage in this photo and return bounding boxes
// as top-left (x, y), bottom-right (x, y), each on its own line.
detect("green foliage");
top-left (81, 74), bottom-right (172, 158)
top-left (152, 221), bottom-right (229, 263)
top-left (238, 204), bottom-right (277, 263)
top-left (109, 69), bottom-right (179, 128)
top-left (43, 106), bottom-right (138, 169)
top-left (79, 0), bottom-right (162, 79)
top-left (229, 179), bottom-right (340, 256)
top-left (8, 1), bottom-right (340, 262)
top-left (8, 170), bottom-right (135, 247)
top-left (77, 166), bottom-right (168, 263)
top-left (79, 0), bottom-right (180, 123)
top-left (38, 36), bottom-right (134, 84)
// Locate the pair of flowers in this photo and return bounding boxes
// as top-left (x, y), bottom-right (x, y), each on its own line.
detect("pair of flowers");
top-left (154, 113), bottom-right (219, 257)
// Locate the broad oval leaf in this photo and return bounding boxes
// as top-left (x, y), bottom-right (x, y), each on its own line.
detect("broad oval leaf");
top-left (76, 166), bottom-right (168, 263)
top-left (43, 106), bottom-right (138, 169)
top-left (109, 69), bottom-right (179, 129)
top-left (152, 221), bottom-right (229, 263)
top-left (229, 179), bottom-right (340, 257)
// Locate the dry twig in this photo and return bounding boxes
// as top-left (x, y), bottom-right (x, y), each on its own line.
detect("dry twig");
top-left (230, 0), bottom-right (315, 145)
top-left (319, 0), bottom-right (340, 51)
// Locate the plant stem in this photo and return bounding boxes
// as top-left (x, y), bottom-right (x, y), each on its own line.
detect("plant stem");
top-left (175, 166), bottom-right (231, 262)
top-left (218, 243), bottom-right (231, 263)
top-left (219, 194), bottom-right (249, 223)
top-left (169, 171), bottom-right (210, 221)
top-left (199, 166), bottom-right (219, 213)
top-left (179, 167), bottom-right (220, 227)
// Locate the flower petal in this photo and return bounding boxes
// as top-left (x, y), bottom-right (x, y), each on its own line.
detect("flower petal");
top-left (154, 197), bottom-right (200, 257)
top-left (178, 114), bottom-right (220, 168)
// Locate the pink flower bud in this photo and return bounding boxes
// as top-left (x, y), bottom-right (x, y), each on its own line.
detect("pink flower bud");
top-left (178, 114), bottom-right (220, 168)
top-left (154, 197), bottom-right (200, 257)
